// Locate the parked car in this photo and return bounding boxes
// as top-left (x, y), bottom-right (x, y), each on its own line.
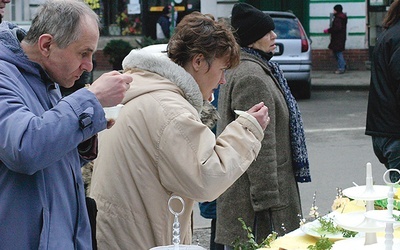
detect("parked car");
top-left (139, 10), bottom-right (312, 99)
top-left (264, 11), bottom-right (312, 99)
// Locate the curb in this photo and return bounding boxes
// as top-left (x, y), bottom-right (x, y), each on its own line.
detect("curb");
top-left (312, 84), bottom-right (369, 91)
top-left (310, 70), bottom-right (370, 91)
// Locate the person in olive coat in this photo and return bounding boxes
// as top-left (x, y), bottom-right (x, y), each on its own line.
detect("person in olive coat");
top-left (215, 3), bottom-right (310, 249)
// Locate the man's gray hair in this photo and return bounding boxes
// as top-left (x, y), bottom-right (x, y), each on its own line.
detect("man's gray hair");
top-left (24, 0), bottom-right (100, 48)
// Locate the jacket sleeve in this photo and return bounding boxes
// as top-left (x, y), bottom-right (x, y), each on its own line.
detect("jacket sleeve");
top-left (78, 134), bottom-right (98, 162)
top-left (0, 72), bottom-right (106, 175)
top-left (228, 68), bottom-right (281, 211)
top-left (387, 38), bottom-right (400, 104)
top-left (328, 17), bottom-right (343, 33)
top-left (157, 111), bottom-right (263, 202)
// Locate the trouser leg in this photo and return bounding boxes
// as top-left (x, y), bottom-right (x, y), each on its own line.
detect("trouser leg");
top-left (372, 136), bottom-right (400, 182)
top-left (335, 51), bottom-right (346, 71)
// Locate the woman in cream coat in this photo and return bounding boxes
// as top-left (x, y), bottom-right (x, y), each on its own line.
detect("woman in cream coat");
top-left (89, 12), bottom-right (270, 249)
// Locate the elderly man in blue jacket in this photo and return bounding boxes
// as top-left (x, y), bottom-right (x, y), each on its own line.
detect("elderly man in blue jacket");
top-left (0, 1), bottom-right (132, 249)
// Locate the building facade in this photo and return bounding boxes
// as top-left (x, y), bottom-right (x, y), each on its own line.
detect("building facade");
top-left (2, 0), bottom-right (393, 70)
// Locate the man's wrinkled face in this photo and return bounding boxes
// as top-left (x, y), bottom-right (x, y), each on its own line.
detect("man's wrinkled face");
top-left (41, 17), bottom-right (99, 88)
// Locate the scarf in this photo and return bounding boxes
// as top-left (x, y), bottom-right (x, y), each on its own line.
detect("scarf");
top-left (242, 47), bottom-right (311, 183)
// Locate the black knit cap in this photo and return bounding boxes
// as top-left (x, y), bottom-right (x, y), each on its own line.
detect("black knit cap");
top-left (231, 3), bottom-right (275, 47)
top-left (334, 4), bottom-right (343, 13)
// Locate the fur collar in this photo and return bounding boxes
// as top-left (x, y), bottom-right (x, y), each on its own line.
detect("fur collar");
top-left (122, 49), bottom-right (203, 113)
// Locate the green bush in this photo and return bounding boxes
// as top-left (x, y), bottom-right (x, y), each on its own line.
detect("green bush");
top-left (136, 36), bottom-right (169, 48)
top-left (103, 39), bottom-right (134, 70)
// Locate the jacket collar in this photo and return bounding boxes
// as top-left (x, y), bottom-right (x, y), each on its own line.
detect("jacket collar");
top-left (0, 22), bottom-right (56, 89)
top-left (122, 49), bottom-right (203, 113)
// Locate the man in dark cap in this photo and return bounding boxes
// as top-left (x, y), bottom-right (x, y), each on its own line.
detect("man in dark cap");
top-left (156, 5), bottom-right (172, 39)
top-left (324, 4), bottom-right (348, 74)
top-left (215, 2), bottom-right (310, 249)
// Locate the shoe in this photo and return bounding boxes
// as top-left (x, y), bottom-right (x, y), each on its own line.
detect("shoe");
top-left (334, 70), bottom-right (345, 74)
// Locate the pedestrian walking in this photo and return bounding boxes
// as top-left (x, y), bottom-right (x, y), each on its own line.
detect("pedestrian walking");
top-left (324, 4), bottom-right (348, 74)
top-left (156, 5), bottom-right (172, 39)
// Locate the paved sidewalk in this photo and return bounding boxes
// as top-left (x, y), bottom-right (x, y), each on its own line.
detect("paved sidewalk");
top-left (311, 70), bottom-right (370, 90)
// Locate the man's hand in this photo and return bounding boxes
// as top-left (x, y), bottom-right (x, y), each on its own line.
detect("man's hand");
top-left (106, 119), bottom-right (115, 129)
top-left (88, 71), bottom-right (133, 107)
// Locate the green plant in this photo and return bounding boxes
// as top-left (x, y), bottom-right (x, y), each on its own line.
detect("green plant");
top-left (136, 36), bottom-right (169, 48)
top-left (232, 218), bottom-right (277, 250)
top-left (375, 198), bottom-right (400, 210)
top-left (315, 217), bottom-right (357, 238)
top-left (115, 8), bottom-right (142, 35)
top-left (307, 236), bottom-right (333, 250)
top-left (102, 39), bottom-right (134, 70)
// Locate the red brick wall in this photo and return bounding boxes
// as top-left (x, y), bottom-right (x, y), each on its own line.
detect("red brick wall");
top-left (312, 49), bottom-right (370, 71)
top-left (94, 50), bottom-right (113, 71)
top-left (95, 48), bottom-right (371, 71)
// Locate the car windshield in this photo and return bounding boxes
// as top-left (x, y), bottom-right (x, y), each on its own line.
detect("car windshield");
top-left (273, 17), bottom-right (301, 39)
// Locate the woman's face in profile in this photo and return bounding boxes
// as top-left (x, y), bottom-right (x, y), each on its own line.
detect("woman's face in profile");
top-left (251, 30), bottom-right (277, 54)
top-left (191, 55), bottom-right (229, 101)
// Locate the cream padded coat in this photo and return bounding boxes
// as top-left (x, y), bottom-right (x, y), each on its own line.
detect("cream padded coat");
top-left (90, 49), bottom-right (265, 249)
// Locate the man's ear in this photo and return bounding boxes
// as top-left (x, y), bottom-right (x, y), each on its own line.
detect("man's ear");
top-left (191, 53), bottom-right (204, 72)
top-left (37, 34), bottom-right (54, 57)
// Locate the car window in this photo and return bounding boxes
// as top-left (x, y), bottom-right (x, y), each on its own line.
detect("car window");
top-left (272, 17), bottom-right (300, 39)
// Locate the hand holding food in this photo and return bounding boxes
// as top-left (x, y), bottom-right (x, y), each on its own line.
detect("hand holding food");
top-left (246, 102), bottom-right (270, 130)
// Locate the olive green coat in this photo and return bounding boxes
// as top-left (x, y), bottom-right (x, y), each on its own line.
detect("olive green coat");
top-left (215, 51), bottom-right (302, 246)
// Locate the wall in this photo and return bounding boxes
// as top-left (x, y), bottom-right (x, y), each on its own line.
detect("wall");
top-left (5, 0), bottom-right (372, 71)
top-left (94, 50), bottom-right (113, 70)
top-left (309, 0), bottom-right (367, 50)
top-left (309, 0), bottom-right (369, 70)
top-left (312, 49), bottom-right (369, 70)
top-left (201, 0), bottom-right (237, 19)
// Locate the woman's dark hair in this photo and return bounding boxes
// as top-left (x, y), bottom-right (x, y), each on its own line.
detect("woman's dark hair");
top-left (167, 12), bottom-right (240, 71)
top-left (383, 0), bottom-right (400, 29)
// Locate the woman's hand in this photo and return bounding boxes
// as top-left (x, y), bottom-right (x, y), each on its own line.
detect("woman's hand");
top-left (247, 102), bottom-right (270, 130)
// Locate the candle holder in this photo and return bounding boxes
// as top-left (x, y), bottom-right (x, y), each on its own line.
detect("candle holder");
top-left (149, 195), bottom-right (206, 250)
top-left (333, 164), bottom-right (400, 249)
top-left (364, 169), bottom-right (400, 250)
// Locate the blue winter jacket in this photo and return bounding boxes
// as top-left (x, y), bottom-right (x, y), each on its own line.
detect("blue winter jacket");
top-left (0, 22), bottom-right (107, 249)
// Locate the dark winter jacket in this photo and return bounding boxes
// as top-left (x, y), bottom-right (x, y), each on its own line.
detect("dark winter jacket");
top-left (157, 15), bottom-right (170, 39)
top-left (328, 12), bottom-right (347, 52)
top-left (366, 20), bottom-right (400, 138)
